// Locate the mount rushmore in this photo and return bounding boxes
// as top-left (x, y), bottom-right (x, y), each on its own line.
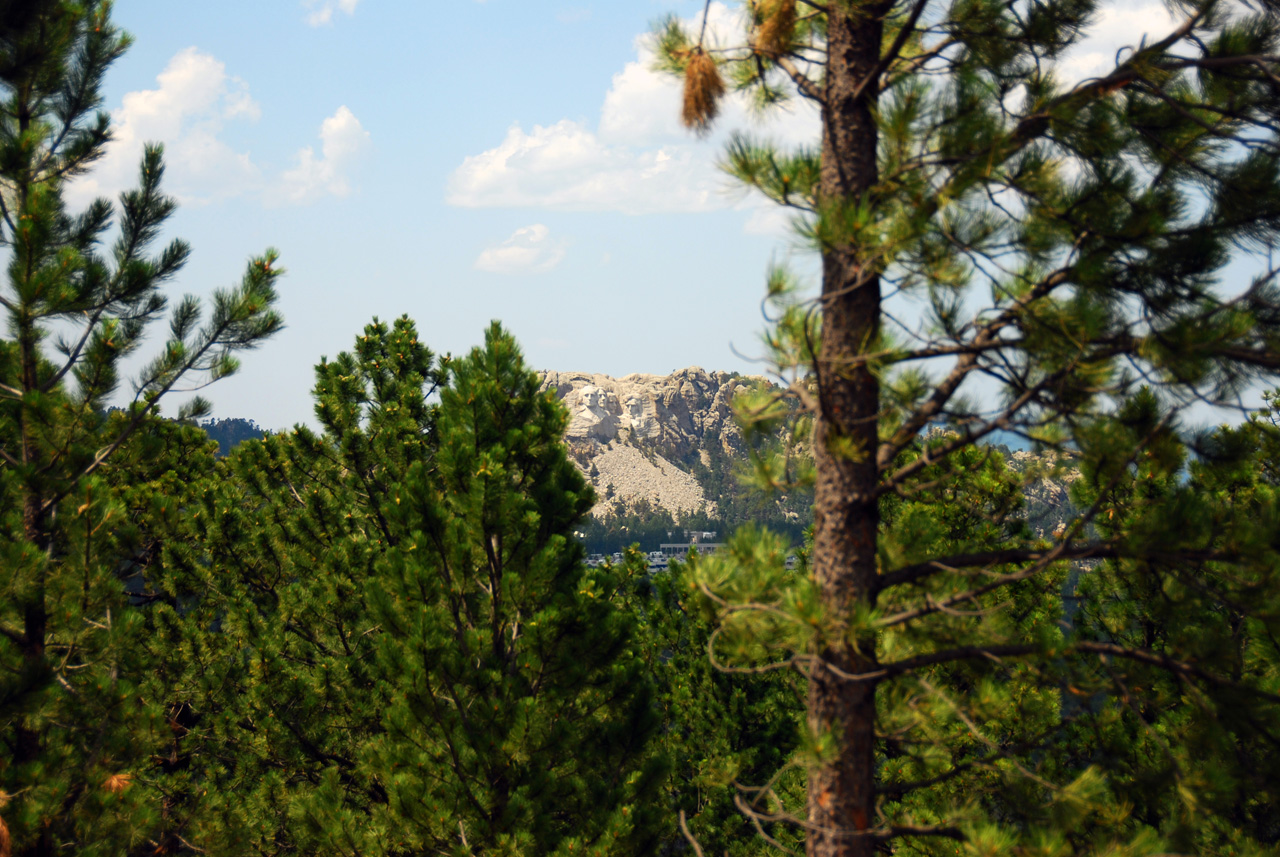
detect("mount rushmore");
top-left (537, 367), bottom-right (764, 517)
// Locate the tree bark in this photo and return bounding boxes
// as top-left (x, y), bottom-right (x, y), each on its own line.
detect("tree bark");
top-left (807, 4), bottom-right (885, 857)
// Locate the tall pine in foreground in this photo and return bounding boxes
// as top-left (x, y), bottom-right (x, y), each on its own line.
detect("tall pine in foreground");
top-left (657, 0), bottom-right (1280, 854)
top-left (0, 2), bottom-right (282, 854)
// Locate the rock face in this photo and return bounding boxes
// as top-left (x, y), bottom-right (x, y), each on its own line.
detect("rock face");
top-left (537, 370), bottom-right (1084, 532)
top-left (541, 367), bottom-right (761, 458)
top-left (589, 445), bottom-right (709, 517)
top-left (537, 367), bottom-right (764, 517)
top-left (1005, 449), bottom-right (1082, 537)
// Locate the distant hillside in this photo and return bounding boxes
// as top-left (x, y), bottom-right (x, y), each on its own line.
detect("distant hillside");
top-left (538, 368), bottom-right (813, 549)
top-left (537, 369), bottom-right (1080, 554)
top-left (199, 417), bottom-right (267, 457)
top-left (198, 375), bottom-right (1073, 554)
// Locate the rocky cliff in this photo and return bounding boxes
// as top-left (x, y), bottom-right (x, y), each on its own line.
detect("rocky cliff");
top-left (537, 367), bottom-right (767, 517)
top-left (537, 369), bottom-right (1081, 536)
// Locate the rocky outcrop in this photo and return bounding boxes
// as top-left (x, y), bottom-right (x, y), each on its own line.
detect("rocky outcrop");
top-left (538, 367), bottom-right (766, 517)
top-left (537, 369), bottom-right (1083, 531)
top-left (1005, 449), bottom-right (1082, 537)
top-left (539, 367), bottom-right (765, 462)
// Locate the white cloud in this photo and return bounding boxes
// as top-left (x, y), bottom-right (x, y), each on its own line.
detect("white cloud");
top-left (63, 49), bottom-right (369, 211)
top-left (448, 120), bottom-right (726, 214)
top-left (1057, 1), bottom-right (1180, 80)
top-left (273, 106), bottom-right (370, 204)
top-left (597, 52), bottom-right (685, 146)
top-left (302, 0), bottom-right (359, 26)
top-left (65, 47), bottom-right (262, 208)
top-left (449, 0), bottom-right (1188, 220)
top-left (448, 2), bottom-right (818, 218)
top-left (474, 224), bottom-right (568, 274)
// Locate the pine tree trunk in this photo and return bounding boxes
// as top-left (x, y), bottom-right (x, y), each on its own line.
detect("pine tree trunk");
top-left (806, 6), bottom-right (884, 857)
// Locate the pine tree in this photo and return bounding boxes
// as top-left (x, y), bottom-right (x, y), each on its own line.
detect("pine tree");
top-left (655, 0), bottom-right (1280, 853)
top-left (671, 438), bottom-right (1056, 855)
top-left (160, 319), bottom-right (666, 855)
top-left (632, 530), bottom-right (806, 857)
top-left (0, 2), bottom-right (283, 853)
top-left (154, 315), bottom-right (438, 854)
top-left (1061, 394), bottom-right (1280, 851)
top-left (366, 322), bottom-right (666, 856)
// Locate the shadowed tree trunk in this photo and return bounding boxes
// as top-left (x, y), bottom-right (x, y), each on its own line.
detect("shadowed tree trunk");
top-left (807, 5), bottom-right (886, 856)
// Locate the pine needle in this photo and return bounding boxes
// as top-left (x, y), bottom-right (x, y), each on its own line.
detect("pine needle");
top-left (682, 50), bottom-right (726, 135)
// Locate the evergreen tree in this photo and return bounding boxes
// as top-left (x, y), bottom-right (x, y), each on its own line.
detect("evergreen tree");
top-left (197, 417), bottom-right (267, 457)
top-left (366, 322), bottom-right (666, 856)
top-left (655, 0), bottom-right (1280, 853)
top-left (160, 319), bottom-right (666, 856)
top-left (0, 2), bottom-right (282, 853)
top-left (662, 439), bottom-right (1048, 856)
top-left (632, 531), bottom-right (806, 857)
top-left (1061, 394), bottom-right (1280, 851)
top-left (155, 315), bottom-right (438, 854)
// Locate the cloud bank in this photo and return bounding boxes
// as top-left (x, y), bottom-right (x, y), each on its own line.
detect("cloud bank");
top-left (448, 121), bottom-right (722, 215)
top-left (447, 2), bottom-right (819, 218)
top-left (302, 0), bottom-right (360, 27)
top-left (274, 106), bottom-right (370, 204)
top-left (474, 224), bottom-right (568, 274)
top-left (64, 48), bottom-right (368, 209)
top-left (448, 0), bottom-right (1191, 223)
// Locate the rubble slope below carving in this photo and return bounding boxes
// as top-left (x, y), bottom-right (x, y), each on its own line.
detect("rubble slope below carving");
top-left (589, 443), bottom-right (710, 517)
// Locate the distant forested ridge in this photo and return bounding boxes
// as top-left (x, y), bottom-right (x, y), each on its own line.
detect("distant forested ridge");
top-left (198, 417), bottom-right (267, 457)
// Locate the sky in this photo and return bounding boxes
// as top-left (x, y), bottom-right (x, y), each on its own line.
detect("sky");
top-left (83, 0), bottom-right (1182, 429)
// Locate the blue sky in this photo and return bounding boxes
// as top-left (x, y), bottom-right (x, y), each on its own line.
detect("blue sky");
top-left (87, 0), bottom-right (1199, 429)
top-left (83, 1), bottom-right (824, 429)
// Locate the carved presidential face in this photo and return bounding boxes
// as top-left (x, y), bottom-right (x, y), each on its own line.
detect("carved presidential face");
top-left (625, 395), bottom-right (644, 418)
top-left (580, 386), bottom-right (602, 409)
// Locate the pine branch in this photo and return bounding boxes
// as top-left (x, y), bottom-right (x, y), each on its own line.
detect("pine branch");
top-left (730, 796), bottom-right (966, 842)
top-left (855, 0), bottom-right (931, 101)
top-left (875, 265), bottom-right (1075, 470)
top-left (832, 642), bottom-right (1280, 704)
top-left (875, 364), bottom-right (1073, 493)
top-left (678, 811), bottom-right (707, 857)
top-left (774, 55), bottom-right (824, 103)
top-left (883, 415), bottom-right (1172, 635)
top-left (876, 545), bottom-right (1230, 592)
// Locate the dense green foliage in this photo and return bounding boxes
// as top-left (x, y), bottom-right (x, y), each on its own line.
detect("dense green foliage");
top-left (152, 319), bottom-right (668, 856)
top-left (653, 0), bottom-right (1280, 852)
top-left (4, 2), bottom-right (1280, 856)
top-left (0, 3), bottom-right (281, 855)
